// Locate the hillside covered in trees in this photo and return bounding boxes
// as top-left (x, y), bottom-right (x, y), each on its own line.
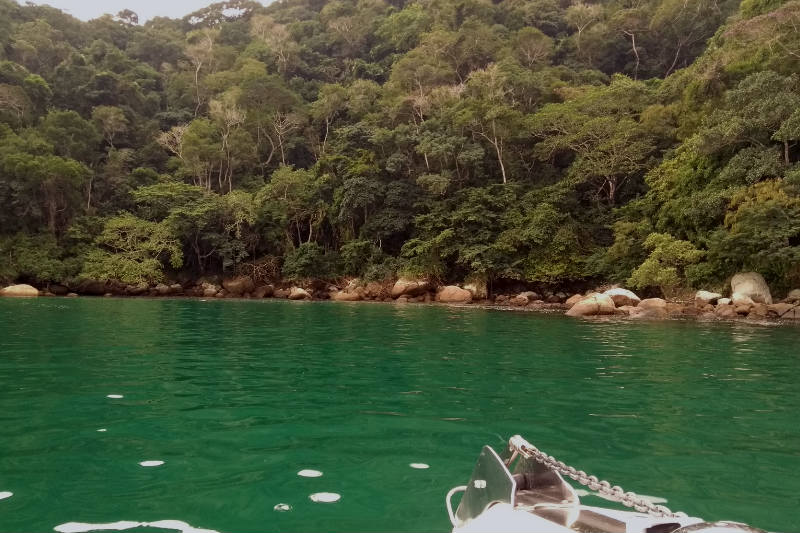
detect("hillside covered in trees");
top-left (1, 0), bottom-right (799, 296)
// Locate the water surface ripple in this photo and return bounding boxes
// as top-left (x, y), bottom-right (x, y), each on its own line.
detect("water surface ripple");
top-left (0, 298), bottom-right (798, 532)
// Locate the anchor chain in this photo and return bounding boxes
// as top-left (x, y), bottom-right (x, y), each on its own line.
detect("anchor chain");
top-left (508, 435), bottom-right (687, 519)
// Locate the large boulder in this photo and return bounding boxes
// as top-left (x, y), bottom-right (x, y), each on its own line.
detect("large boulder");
top-left (332, 290), bottom-right (362, 302)
top-left (391, 278), bottom-right (430, 298)
top-left (731, 292), bottom-right (755, 307)
top-left (0, 284), bottom-right (39, 297)
top-left (565, 294), bottom-right (585, 308)
top-left (223, 276), bottom-right (255, 296)
top-left (49, 284), bottom-right (69, 296)
top-left (364, 281), bottom-right (390, 300)
top-left (436, 285), bottom-right (473, 303)
top-left (695, 290), bottom-right (723, 306)
top-left (715, 304), bottom-right (738, 319)
top-left (155, 283), bottom-right (170, 295)
top-left (748, 303), bottom-right (769, 318)
top-left (127, 282), bottom-right (149, 295)
top-left (509, 294), bottom-right (530, 306)
top-left (288, 287), bottom-right (311, 300)
top-left (520, 291), bottom-right (540, 301)
top-left (565, 293), bottom-right (615, 317)
top-left (76, 280), bottom-right (109, 295)
top-left (603, 288), bottom-right (640, 307)
top-left (731, 272), bottom-right (772, 304)
top-left (629, 306), bottom-right (668, 319)
top-left (253, 285), bottom-right (274, 299)
top-left (768, 303), bottom-right (800, 319)
top-left (463, 279), bottom-right (488, 300)
top-left (638, 298), bottom-right (667, 311)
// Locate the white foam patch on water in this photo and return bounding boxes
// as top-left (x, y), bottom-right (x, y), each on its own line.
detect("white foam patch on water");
top-left (139, 460), bottom-right (164, 467)
top-left (0, 491), bottom-right (12, 500)
top-left (273, 503), bottom-right (292, 512)
top-left (309, 492), bottom-right (340, 503)
top-left (106, 394), bottom-right (123, 399)
top-left (297, 469), bottom-right (323, 478)
top-left (97, 429), bottom-right (107, 432)
top-left (54, 520), bottom-right (218, 533)
top-left (409, 463), bottom-right (429, 469)
top-left (55, 522), bottom-right (139, 532)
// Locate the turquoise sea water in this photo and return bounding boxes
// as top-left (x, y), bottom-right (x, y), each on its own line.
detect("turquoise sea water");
top-left (0, 298), bottom-right (798, 532)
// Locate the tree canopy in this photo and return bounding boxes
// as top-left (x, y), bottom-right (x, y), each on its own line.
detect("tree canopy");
top-left (1, 0), bottom-right (799, 294)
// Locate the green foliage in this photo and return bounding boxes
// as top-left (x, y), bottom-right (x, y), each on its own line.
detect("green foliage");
top-left (281, 242), bottom-right (334, 280)
top-left (628, 233), bottom-right (705, 295)
top-left (80, 213), bottom-right (182, 284)
top-left (0, 0), bottom-right (797, 295)
top-left (0, 232), bottom-right (70, 283)
top-left (740, 0), bottom-right (786, 17)
top-left (707, 179), bottom-right (800, 286)
top-left (597, 220), bottom-right (654, 282)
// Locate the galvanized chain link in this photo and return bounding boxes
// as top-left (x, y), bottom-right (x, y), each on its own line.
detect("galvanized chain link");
top-left (508, 435), bottom-right (687, 519)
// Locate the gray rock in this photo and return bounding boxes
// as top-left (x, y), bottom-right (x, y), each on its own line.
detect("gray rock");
top-left (288, 287), bottom-right (311, 300)
top-left (603, 288), bottom-right (641, 307)
top-left (695, 290), bottom-right (722, 306)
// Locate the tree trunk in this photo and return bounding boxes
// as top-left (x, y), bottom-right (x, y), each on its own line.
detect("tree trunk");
top-left (495, 139), bottom-right (507, 185)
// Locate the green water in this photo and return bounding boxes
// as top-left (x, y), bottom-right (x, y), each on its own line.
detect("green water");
top-left (0, 298), bottom-right (799, 533)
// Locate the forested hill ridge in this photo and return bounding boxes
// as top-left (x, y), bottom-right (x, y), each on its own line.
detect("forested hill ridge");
top-left (1, 0), bottom-right (800, 298)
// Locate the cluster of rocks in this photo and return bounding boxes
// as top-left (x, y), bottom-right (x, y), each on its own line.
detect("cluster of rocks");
top-left (562, 272), bottom-right (800, 321)
top-left (329, 278), bottom-right (478, 304)
top-left (494, 290), bottom-right (568, 308)
top-left (2, 271), bottom-right (798, 324)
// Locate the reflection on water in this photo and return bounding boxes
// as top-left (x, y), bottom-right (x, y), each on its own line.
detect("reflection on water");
top-left (0, 298), bottom-right (799, 532)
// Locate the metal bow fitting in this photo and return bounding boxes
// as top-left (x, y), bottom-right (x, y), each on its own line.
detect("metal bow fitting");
top-left (507, 435), bottom-right (688, 519)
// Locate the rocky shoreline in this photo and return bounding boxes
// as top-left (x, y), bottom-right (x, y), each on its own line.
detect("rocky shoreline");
top-left (1, 272), bottom-right (799, 324)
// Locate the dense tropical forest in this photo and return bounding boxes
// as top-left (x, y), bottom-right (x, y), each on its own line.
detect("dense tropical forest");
top-left (1, 0), bottom-right (799, 295)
